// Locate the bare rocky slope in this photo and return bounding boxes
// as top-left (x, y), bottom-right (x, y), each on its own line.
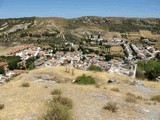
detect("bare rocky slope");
top-left (0, 16), bottom-right (160, 45)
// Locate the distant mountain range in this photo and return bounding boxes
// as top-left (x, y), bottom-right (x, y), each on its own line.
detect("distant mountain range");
top-left (0, 16), bottom-right (160, 45)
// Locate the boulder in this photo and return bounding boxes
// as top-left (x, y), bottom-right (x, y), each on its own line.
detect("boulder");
top-left (107, 78), bottom-right (117, 83)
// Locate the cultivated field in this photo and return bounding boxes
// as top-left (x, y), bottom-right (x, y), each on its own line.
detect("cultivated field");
top-left (110, 46), bottom-right (124, 56)
top-left (0, 45), bottom-right (30, 56)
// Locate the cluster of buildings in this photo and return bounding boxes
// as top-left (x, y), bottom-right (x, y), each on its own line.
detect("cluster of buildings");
top-left (15, 46), bottom-right (43, 60)
top-left (0, 37), bottom-right (159, 84)
top-left (0, 45), bottom-right (44, 84)
top-left (130, 44), bottom-right (159, 60)
top-left (42, 50), bottom-right (136, 78)
top-left (103, 38), bottom-right (123, 46)
top-left (0, 61), bottom-right (29, 83)
top-left (90, 34), bottom-right (103, 41)
top-left (108, 60), bottom-right (137, 78)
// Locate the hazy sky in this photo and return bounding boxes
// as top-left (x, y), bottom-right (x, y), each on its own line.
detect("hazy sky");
top-left (0, 0), bottom-right (160, 18)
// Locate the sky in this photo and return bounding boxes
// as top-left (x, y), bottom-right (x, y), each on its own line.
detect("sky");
top-left (0, 0), bottom-right (160, 18)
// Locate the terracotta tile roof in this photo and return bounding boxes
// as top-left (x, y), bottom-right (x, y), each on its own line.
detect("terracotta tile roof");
top-left (13, 70), bottom-right (29, 74)
top-left (87, 54), bottom-right (97, 57)
top-left (28, 51), bottom-right (36, 55)
top-left (0, 62), bottom-right (8, 67)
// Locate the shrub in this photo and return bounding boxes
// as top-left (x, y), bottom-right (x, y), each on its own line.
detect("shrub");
top-left (111, 87), bottom-right (120, 92)
top-left (150, 95), bottom-right (160, 102)
top-left (21, 82), bottom-right (30, 87)
top-left (125, 93), bottom-right (137, 103)
top-left (103, 102), bottom-right (118, 113)
top-left (88, 65), bottom-right (102, 72)
top-left (95, 84), bottom-right (101, 88)
top-left (5, 78), bottom-right (11, 83)
top-left (52, 96), bottom-right (73, 109)
top-left (0, 104), bottom-right (4, 110)
top-left (43, 96), bottom-right (73, 120)
top-left (43, 103), bottom-right (72, 120)
top-left (74, 74), bottom-right (96, 85)
top-left (125, 96), bottom-right (136, 103)
top-left (51, 89), bottom-right (62, 95)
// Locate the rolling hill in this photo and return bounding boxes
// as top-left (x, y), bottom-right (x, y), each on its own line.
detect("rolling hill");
top-left (0, 16), bottom-right (160, 46)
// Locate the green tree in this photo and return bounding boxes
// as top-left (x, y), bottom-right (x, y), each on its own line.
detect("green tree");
top-left (8, 60), bottom-right (18, 70)
top-left (145, 65), bottom-right (160, 80)
top-left (156, 53), bottom-right (160, 61)
top-left (0, 66), bottom-right (5, 74)
top-left (137, 60), bottom-right (160, 81)
top-left (105, 45), bottom-right (111, 53)
top-left (95, 50), bottom-right (99, 55)
top-left (26, 57), bottom-right (36, 70)
top-left (105, 55), bottom-right (113, 61)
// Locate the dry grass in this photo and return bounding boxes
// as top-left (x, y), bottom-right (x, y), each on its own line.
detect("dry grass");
top-left (21, 82), bottom-right (30, 87)
top-left (142, 80), bottom-right (160, 89)
top-left (108, 32), bottom-right (121, 39)
top-left (110, 46), bottom-right (124, 56)
top-left (125, 93), bottom-right (137, 103)
top-left (0, 66), bottom-right (159, 120)
top-left (51, 89), bottom-right (62, 95)
top-left (140, 30), bottom-right (160, 39)
top-left (21, 66), bottom-right (131, 84)
top-left (0, 80), bottom-right (47, 120)
top-left (125, 32), bottom-right (141, 40)
top-left (52, 96), bottom-right (73, 109)
top-left (150, 95), bottom-right (160, 102)
top-left (111, 87), bottom-right (120, 92)
top-left (125, 92), bottom-right (143, 103)
top-left (103, 101), bottom-right (118, 113)
top-left (0, 45), bottom-right (29, 56)
top-left (140, 30), bottom-right (153, 38)
top-left (43, 95), bottom-right (73, 120)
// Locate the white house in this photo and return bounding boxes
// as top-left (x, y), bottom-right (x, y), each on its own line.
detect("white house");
top-left (5, 71), bottom-right (16, 78)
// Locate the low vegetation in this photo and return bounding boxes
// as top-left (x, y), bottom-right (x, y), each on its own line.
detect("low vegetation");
top-left (88, 65), bottom-right (103, 72)
top-left (43, 96), bottom-right (73, 120)
top-left (74, 74), bottom-right (96, 85)
top-left (95, 84), bottom-right (101, 88)
top-left (150, 95), bottom-right (160, 102)
top-left (51, 89), bottom-right (62, 95)
top-left (0, 103), bottom-right (4, 110)
top-left (52, 96), bottom-right (73, 109)
top-left (103, 101), bottom-right (118, 113)
top-left (21, 82), bottom-right (30, 87)
top-left (111, 87), bottom-right (120, 92)
top-left (125, 92), bottom-right (143, 103)
top-left (125, 93), bottom-right (137, 103)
